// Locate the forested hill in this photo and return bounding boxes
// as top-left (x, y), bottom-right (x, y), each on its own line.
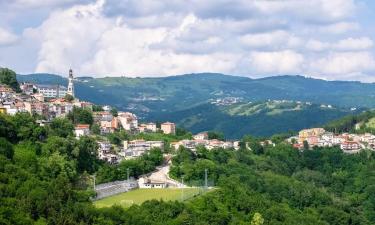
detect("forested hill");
top-left (17, 73), bottom-right (375, 110)
top-left (149, 101), bottom-right (354, 138)
top-left (17, 72), bottom-right (372, 137)
top-left (1, 112), bottom-right (375, 224)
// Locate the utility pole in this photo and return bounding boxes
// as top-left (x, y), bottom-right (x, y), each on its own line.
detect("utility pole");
top-left (204, 169), bottom-right (208, 189)
top-left (127, 168), bottom-right (130, 182)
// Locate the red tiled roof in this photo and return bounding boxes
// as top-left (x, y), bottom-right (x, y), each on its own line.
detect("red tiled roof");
top-left (75, 124), bottom-right (90, 129)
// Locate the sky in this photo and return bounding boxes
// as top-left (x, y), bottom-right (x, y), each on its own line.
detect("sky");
top-left (1, 0), bottom-right (375, 81)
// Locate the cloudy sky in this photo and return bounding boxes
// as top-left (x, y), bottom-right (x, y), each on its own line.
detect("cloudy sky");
top-left (1, 0), bottom-right (375, 81)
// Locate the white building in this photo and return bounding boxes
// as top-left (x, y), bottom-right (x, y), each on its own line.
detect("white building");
top-left (193, 132), bottom-right (209, 140)
top-left (161, 122), bottom-right (176, 135)
top-left (123, 140), bottom-right (164, 158)
top-left (340, 141), bottom-right (361, 152)
top-left (138, 177), bottom-right (167, 188)
top-left (118, 112), bottom-right (138, 131)
top-left (36, 84), bottom-right (67, 98)
top-left (146, 123), bottom-right (157, 132)
top-left (74, 124), bottom-right (90, 138)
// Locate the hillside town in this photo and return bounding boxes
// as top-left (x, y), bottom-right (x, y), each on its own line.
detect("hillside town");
top-left (2, 70), bottom-right (375, 165)
top-left (0, 69), bottom-right (240, 167)
top-left (290, 127), bottom-right (375, 153)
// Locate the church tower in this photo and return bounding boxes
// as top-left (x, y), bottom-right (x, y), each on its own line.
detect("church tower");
top-left (67, 68), bottom-right (75, 97)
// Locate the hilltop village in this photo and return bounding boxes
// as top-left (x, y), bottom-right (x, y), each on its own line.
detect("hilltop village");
top-left (1, 70), bottom-right (375, 163)
top-left (0, 69), bottom-right (239, 166)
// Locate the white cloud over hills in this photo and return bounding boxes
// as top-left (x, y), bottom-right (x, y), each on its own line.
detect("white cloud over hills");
top-left (0, 0), bottom-right (375, 81)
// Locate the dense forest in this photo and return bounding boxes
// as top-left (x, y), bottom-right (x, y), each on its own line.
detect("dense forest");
top-left (1, 112), bottom-right (375, 224)
top-left (325, 110), bottom-right (375, 133)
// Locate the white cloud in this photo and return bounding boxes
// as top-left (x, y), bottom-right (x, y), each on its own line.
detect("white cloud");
top-left (32, 2), bottom-right (238, 76)
top-left (249, 50), bottom-right (304, 74)
top-left (311, 51), bottom-right (375, 76)
top-left (317, 21), bottom-right (360, 34)
top-left (0, 27), bottom-right (18, 46)
top-left (240, 30), bottom-right (301, 50)
top-left (1, 0), bottom-right (375, 81)
top-left (334, 37), bottom-right (373, 51)
top-left (307, 37), bottom-right (373, 52)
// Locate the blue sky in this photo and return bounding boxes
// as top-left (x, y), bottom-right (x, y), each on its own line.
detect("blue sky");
top-left (1, 0), bottom-right (375, 81)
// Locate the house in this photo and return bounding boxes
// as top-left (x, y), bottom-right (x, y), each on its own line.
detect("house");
top-left (340, 141), bottom-right (361, 152)
top-left (0, 84), bottom-right (13, 93)
top-left (298, 128), bottom-right (325, 144)
top-left (99, 117), bottom-right (119, 134)
top-left (123, 140), bottom-right (164, 158)
top-left (138, 124), bottom-right (147, 132)
top-left (138, 177), bottom-right (168, 188)
top-left (193, 132), bottom-right (209, 140)
top-left (32, 93), bottom-right (44, 102)
top-left (146, 123), bottom-right (157, 132)
top-left (161, 122), bottom-right (176, 135)
top-left (75, 124), bottom-right (90, 138)
top-left (20, 83), bottom-right (35, 95)
top-left (93, 111), bottom-right (113, 123)
top-left (118, 112), bottom-right (138, 131)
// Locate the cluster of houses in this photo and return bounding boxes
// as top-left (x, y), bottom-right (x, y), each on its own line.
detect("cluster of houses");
top-left (0, 70), bottom-right (92, 120)
top-left (171, 132), bottom-right (240, 151)
top-left (291, 127), bottom-right (375, 153)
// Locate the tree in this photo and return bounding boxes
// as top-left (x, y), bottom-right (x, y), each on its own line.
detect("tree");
top-left (303, 140), bottom-right (309, 150)
top-left (91, 124), bottom-right (101, 135)
top-left (64, 94), bottom-right (74, 102)
top-left (73, 136), bottom-right (98, 173)
top-left (251, 212), bottom-right (264, 225)
top-left (0, 114), bottom-right (17, 142)
top-left (49, 118), bottom-right (74, 138)
top-left (0, 68), bottom-right (21, 92)
top-left (207, 131), bottom-right (225, 141)
top-left (67, 106), bottom-right (93, 125)
top-left (110, 107), bottom-right (118, 117)
top-left (92, 105), bottom-right (103, 112)
top-left (0, 137), bottom-right (14, 159)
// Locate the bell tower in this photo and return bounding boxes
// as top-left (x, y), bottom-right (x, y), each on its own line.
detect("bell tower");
top-left (67, 68), bottom-right (75, 97)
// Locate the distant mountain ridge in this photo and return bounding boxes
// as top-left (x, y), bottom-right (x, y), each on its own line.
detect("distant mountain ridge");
top-left (17, 72), bottom-right (372, 137)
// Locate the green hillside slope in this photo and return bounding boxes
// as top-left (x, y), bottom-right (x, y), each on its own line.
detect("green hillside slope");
top-left (149, 101), bottom-right (354, 138)
top-left (17, 73), bottom-right (368, 137)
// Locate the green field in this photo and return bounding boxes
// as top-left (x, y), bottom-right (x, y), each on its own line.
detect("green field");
top-left (94, 188), bottom-right (204, 208)
top-left (365, 117), bottom-right (375, 128)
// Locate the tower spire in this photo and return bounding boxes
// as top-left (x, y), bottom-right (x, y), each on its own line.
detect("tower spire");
top-left (67, 68), bottom-right (75, 97)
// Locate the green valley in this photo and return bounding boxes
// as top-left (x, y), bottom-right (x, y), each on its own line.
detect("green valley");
top-left (17, 73), bottom-right (371, 138)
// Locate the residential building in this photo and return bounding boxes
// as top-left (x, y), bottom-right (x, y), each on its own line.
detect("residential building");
top-left (298, 128), bottom-right (326, 145)
top-left (146, 123), bottom-right (157, 132)
top-left (123, 140), bottom-right (164, 158)
top-left (340, 141), bottom-right (361, 151)
top-left (161, 122), bottom-right (176, 135)
top-left (35, 84), bottom-right (67, 98)
top-left (118, 112), bottom-right (138, 131)
top-left (193, 132), bottom-right (208, 140)
top-left (139, 122), bottom-right (157, 132)
top-left (75, 124), bottom-right (90, 138)
top-left (0, 84), bottom-right (13, 93)
top-left (20, 83), bottom-right (35, 95)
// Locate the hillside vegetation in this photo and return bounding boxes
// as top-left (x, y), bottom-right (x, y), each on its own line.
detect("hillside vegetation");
top-left (150, 101), bottom-right (353, 138)
top-left (18, 73), bottom-right (370, 137)
top-left (1, 112), bottom-right (375, 224)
